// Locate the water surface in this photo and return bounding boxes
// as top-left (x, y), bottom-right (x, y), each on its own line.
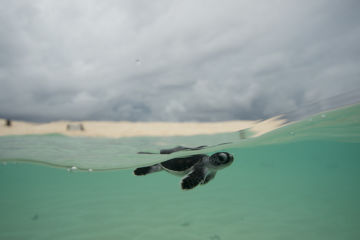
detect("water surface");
top-left (1, 104), bottom-right (360, 239)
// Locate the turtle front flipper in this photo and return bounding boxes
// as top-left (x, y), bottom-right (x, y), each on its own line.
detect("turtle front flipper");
top-left (181, 165), bottom-right (205, 190)
top-left (201, 172), bottom-right (216, 185)
top-left (134, 164), bottom-right (162, 176)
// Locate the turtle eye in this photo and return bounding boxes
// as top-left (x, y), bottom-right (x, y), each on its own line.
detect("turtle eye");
top-left (218, 153), bottom-right (227, 162)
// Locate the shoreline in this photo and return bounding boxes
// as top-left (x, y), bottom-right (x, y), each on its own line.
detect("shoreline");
top-left (0, 116), bottom-right (287, 138)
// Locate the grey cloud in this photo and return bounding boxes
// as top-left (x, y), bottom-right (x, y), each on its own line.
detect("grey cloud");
top-left (1, 0), bottom-right (360, 122)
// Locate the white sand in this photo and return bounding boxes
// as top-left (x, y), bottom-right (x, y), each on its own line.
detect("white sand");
top-left (0, 117), bottom-right (287, 138)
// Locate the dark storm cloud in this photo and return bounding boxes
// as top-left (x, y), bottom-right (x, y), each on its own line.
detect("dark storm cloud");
top-left (0, 0), bottom-right (360, 122)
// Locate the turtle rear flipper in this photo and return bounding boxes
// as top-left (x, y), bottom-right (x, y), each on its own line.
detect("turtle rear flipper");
top-left (181, 165), bottom-right (205, 190)
top-left (134, 164), bottom-right (162, 176)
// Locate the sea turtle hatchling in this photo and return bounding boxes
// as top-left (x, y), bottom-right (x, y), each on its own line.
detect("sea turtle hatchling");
top-left (134, 152), bottom-right (234, 190)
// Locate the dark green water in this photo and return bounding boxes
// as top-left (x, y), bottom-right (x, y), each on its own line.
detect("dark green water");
top-left (1, 105), bottom-right (360, 239)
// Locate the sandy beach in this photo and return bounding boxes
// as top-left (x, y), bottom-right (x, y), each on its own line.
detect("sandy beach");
top-left (0, 117), bottom-right (287, 138)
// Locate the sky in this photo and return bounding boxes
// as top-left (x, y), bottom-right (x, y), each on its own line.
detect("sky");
top-left (1, 0), bottom-right (360, 122)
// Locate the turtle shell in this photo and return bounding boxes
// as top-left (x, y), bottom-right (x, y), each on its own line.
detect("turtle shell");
top-left (160, 154), bottom-right (207, 172)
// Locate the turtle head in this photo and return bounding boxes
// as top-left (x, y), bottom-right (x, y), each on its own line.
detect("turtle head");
top-left (209, 152), bottom-right (234, 169)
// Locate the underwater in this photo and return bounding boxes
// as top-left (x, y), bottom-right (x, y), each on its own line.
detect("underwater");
top-left (1, 103), bottom-right (360, 240)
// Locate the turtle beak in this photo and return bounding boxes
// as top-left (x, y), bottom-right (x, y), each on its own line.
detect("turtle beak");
top-left (228, 153), bottom-right (234, 163)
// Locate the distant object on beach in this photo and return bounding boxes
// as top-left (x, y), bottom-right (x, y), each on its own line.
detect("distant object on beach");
top-left (5, 119), bottom-right (12, 127)
top-left (239, 129), bottom-right (247, 139)
top-left (66, 123), bottom-right (85, 131)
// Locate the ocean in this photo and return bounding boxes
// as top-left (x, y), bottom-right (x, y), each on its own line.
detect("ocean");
top-left (1, 104), bottom-right (360, 240)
